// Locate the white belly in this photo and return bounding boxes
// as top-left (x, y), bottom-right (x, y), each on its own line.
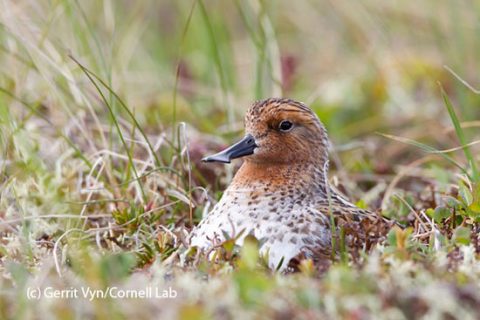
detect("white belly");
top-left (189, 190), bottom-right (331, 270)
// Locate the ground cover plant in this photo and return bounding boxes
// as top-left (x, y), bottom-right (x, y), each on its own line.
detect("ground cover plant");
top-left (1, 1), bottom-right (480, 319)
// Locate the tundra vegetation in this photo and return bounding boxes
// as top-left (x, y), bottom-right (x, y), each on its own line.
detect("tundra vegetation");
top-left (1, 1), bottom-right (480, 319)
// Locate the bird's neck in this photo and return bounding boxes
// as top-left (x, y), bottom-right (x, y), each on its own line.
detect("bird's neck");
top-left (229, 160), bottom-right (328, 196)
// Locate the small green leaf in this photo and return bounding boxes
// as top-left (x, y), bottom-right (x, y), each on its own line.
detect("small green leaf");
top-left (222, 238), bottom-right (236, 254)
top-left (453, 226), bottom-right (471, 245)
top-left (459, 183), bottom-right (473, 206)
top-left (387, 228), bottom-right (398, 247)
top-left (433, 206), bottom-right (451, 223)
top-left (445, 196), bottom-right (462, 209)
top-left (470, 183), bottom-right (480, 214)
top-left (355, 199), bottom-right (367, 209)
top-left (425, 208), bottom-right (435, 218)
top-left (470, 202), bottom-right (480, 215)
top-left (240, 235), bottom-right (259, 270)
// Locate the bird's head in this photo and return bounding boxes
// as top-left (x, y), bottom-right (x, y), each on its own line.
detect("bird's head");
top-left (203, 98), bottom-right (329, 166)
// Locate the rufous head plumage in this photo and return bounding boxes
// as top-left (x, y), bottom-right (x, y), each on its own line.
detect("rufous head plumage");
top-left (203, 98), bottom-right (329, 166)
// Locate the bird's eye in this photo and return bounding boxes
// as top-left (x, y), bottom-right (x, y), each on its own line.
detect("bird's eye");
top-left (278, 120), bottom-right (293, 132)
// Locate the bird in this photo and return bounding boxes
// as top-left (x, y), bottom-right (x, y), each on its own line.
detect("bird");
top-left (189, 98), bottom-right (391, 271)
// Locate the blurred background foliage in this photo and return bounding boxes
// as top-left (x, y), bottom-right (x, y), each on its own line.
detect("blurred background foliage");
top-left (2, 0), bottom-right (479, 206)
top-left (2, 1), bottom-right (480, 134)
top-left (1, 0), bottom-right (480, 318)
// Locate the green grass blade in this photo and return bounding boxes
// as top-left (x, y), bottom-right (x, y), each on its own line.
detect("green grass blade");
top-left (198, 0), bottom-right (234, 127)
top-left (70, 55), bottom-right (162, 169)
top-left (379, 132), bottom-right (472, 180)
top-left (440, 85), bottom-right (479, 182)
top-left (173, 0), bottom-right (198, 132)
top-left (70, 56), bottom-right (146, 201)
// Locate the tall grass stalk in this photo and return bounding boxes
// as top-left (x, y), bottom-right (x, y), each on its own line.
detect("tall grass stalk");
top-left (440, 85), bottom-right (479, 183)
top-left (71, 55), bottom-right (147, 201)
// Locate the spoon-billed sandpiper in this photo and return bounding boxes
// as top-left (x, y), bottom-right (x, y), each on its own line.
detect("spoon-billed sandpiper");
top-left (190, 98), bottom-right (390, 270)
